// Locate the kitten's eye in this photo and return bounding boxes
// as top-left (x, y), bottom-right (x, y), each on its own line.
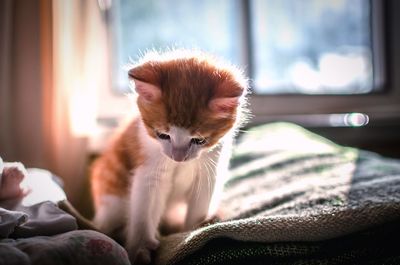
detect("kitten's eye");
top-left (156, 132), bottom-right (170, 141)
top-left (191, 137), bottom-right (206, 145)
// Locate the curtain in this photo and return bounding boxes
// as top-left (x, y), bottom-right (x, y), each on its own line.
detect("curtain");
top-left (50, 0), bottom-right (110, 209)
top-left (0, 0), bottom-right (47, 167)
top-left (0, 0), bottom-right (110, 210)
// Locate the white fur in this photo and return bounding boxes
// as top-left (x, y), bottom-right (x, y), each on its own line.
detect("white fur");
top-left (93, 194), bottom-right (126, 234)
top-left (95, 119), bottom-right (231, 263)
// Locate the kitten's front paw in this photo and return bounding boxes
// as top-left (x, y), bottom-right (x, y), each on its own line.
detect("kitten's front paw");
top-left (127, 237), bottom-right (159, 264)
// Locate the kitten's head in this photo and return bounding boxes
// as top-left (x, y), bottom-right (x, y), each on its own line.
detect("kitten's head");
top-left (128, 50), bottom-right (248, 162)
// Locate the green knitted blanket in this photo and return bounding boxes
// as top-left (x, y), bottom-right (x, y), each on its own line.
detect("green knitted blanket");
top-left (156, 123), bottom-right (400, 265)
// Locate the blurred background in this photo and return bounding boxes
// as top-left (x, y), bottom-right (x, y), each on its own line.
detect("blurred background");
top-left (1, 0), bottom-right (399, 215)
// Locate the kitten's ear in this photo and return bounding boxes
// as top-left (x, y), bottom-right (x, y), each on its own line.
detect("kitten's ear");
top-left (129, 67), bottom-right (161, 102)
top-left (131, 78), bottom-right (161, 103)
top-left (209, 97), bottom-right (240, 118)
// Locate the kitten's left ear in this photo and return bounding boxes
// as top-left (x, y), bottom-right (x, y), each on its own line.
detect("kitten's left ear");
top-left (130, 78), bottom-right (161, 103)
top-left (209, 97), bottom-right (240, 118)
top-left (128, 67), bottom-right (161, 103)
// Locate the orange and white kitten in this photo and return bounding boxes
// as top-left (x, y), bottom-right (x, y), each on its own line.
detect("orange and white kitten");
top-left (90, 50), bottom-right (248, 264)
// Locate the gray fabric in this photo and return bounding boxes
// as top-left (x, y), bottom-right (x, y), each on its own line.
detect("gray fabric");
top-left (0, 167), bottom-right (77, 239)
top-left (0, 162), bottom-right (128, 264)
top-left (0, 208), bottom-right (27, 238)
top-left (11, 201), bottom-right (77, 238)
top-left (0, 230), bottom-right (130, 265)
top-left (155, 122), bottom-right (400, 265)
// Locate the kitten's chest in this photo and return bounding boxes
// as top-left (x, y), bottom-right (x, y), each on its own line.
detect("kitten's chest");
top-left (133, 153), bottom-right (198, 198)
top-left (170, 161), bottom-right (199, 197)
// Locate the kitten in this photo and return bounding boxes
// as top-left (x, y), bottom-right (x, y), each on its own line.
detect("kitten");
top-left (90, 50), bottom-right (248, 264)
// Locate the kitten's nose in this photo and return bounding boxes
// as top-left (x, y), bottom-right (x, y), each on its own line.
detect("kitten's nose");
top-left (171, 147), bottom-right (189, 162)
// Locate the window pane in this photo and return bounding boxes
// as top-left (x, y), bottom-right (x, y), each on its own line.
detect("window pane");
top-left (112, 0), bottom-right (242, 92)
top-left (251, 0), bottom-right (374, 94)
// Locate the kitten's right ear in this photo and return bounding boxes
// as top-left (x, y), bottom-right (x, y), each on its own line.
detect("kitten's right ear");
top-left (208, 96), bottom-right (240, 118)
top-left (128, 69), bottom-right (161, 102)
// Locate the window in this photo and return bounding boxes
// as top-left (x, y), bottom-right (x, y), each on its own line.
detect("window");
top-left (95, 0), bottom-right (400, 135)
top-left (250, 0), bottom-right (378, 94)
top-left (110, 0), bottom-right (243, 92)
top-left (108, 0), bottom-right (383, 95)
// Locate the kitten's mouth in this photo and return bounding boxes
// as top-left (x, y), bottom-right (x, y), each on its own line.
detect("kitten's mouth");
top-left (168, 147), bottom-right (191, 162)
top-left (164, 154), bottom-right (190, 163)
top-left (171, 157), bottom-right (188, 162)
top-left (170, 153), bottom-right (189, 162)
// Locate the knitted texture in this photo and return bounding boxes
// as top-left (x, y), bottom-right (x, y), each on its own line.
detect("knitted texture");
top-left (155, 123), bottom-right (400, 265)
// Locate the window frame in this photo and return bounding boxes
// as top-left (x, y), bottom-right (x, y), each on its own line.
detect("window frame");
top-left (100, 0), bottom-right (399, 128)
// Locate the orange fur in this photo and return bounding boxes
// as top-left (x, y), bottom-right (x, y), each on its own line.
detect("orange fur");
top-left (91, 119), bottom-right (144, 208)
top-left (129, 51), bottom-right (247, 145)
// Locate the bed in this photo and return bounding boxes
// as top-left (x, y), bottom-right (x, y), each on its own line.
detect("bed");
top-left (1, 122), bottom-right (399, 265)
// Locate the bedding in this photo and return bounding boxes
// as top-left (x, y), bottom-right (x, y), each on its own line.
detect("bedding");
top-left (0, 230), bottom-right (129, 265)
top-left (2, 122), bottom-right (399, 265)
top-left (0, 166), bottom-right (130, 265)
top-left (155, 122), bottom-right (400, 265)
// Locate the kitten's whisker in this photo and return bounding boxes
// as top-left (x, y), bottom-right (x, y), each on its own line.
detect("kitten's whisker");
top-left (206, 159), bottom-right (218, 187)
top-left (187, 145), bottom-right (200, 202)
top-left (203, 160), bottom-right (214, 200)
top-left (206, 158), bottom-right (218, 199)
top-left (207, 157), bottom-right (218, 167)
top-left (189, 160), bottom-right (197, 202)
top-left (195, 163), bottom-right (201, 205)
top-left (188, 143), bottom-right (195, 159)
top-left (201, 161), bottom-right (209, 194)
top-left (188, 165), bottom-right (195, 197)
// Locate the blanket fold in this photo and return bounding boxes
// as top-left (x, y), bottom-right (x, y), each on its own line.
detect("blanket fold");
top-left (0, 165), bottom-right (77, 239)
top-left (0, 208), bottom-right (27, 238)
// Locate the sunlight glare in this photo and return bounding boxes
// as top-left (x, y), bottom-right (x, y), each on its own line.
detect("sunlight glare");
top-left (69, 83), bottom-right (98, 137)
top-left (329, 113), bottom-right (369, 127)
